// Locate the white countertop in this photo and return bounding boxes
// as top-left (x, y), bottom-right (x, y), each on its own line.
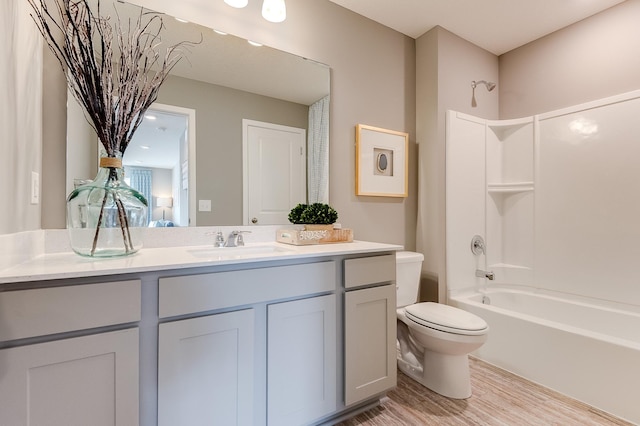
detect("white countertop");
top-left (0, 240), bottom-right (402, 284)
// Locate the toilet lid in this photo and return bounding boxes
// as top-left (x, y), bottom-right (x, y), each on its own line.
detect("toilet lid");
top-left (405, 302), bottom-right (488, 336)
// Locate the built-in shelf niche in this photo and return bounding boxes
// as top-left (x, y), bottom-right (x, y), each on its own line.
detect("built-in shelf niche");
top-left (487, 182), bottom-right (534, 194)
top-left (485, 117), bottom-right (535, 285)
top-left (486, 118), bottom-right (534, 185)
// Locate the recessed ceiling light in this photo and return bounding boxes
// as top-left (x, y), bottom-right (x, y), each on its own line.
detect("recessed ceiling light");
top-left (140, 145), bottom-right (150, 150)
top-left (248, 40), bottom-right (263, 47)
top-left (214, 29), bottom-right (228, 35)
top-left (145, 114), bottom-right (157, 120)
top-left (175, 18), bottom-right (189, 23)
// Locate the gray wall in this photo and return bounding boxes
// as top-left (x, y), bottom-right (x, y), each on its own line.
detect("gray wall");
top-left (27, 0), bottom-right (417, 249)
top-left (129, 0), bottom-right (418, 248)
top-left (415, 27), bottom-right (499, 302)
top-left (157, 75), bottom-right (309, 226)
top-left (500, 0), bottom-right (640, 118)
top-left (12, 0), bottom-right (636, 258)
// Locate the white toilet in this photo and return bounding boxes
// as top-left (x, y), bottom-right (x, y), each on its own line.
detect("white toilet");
top-left (395, 251), bottom-right (489, 399)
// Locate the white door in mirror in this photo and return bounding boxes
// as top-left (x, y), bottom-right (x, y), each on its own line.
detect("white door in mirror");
top-left (243, 120), bottom-right (306, 225)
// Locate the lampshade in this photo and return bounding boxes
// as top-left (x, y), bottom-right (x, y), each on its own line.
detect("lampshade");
top-left (157, 197), bottom-right (173, 208)
top-left (262, 0), bottom-right (286, 23)
top-left (224, 0), bottom-right (248, 8)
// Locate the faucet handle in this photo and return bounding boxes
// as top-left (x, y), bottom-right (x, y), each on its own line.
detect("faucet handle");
top-left (205, 231), bottom-right (226, 247)
top-left (234, 230), bottom-right (251, 246)
top-left (214, 231), bottom-right (225, 247)
top-left (471, 235), bottom-right (486, 256)
top-left (225, 230), bottom-right (252, 247)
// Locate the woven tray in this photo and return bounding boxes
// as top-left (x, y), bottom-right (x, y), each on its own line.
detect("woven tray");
top-left (276, 228), bottom-right (354, 245)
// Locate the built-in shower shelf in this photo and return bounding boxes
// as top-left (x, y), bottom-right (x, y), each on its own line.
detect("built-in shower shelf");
top-left (487, 182), bottom-right (534, 194)
top-left (487, 117), bottom-right (533, 141)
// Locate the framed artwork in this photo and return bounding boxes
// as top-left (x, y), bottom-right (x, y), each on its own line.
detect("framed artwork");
top-left (355, 124), bottom-right (409, 197)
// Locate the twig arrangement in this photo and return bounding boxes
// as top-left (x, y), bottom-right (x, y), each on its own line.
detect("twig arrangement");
top-left (27, 0), bottom-right (194, 255)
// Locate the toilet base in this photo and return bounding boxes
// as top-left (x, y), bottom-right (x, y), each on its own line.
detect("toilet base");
top-left (398, 350), bottom-right (472, 399)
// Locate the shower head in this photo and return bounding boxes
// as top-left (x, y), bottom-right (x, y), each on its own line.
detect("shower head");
top-left (471, 80), bottom-right (496, 92)
top-left (471, 80), bottom-right (496, 107)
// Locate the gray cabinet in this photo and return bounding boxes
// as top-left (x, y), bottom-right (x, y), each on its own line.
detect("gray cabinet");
top-left (344, 255), bottom-right (397, 406)
top-left (157, 260), bottom-right (338, 426)
top-left (267, 294), bottom-right (337, 425)
top-left (0, 249), bottom-right (399, 425)
top-left (158, 309), bottom-right (255, 426)
top-left (0, 280), bottom-right (141, 426)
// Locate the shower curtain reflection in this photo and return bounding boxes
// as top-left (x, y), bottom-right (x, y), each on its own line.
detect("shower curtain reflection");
top-left (128, 167), bottom-right (152, 224)
top-left (307, 95), bottom-right (330, 203)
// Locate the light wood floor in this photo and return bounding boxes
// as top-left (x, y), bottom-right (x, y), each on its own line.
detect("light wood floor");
top-left (337, 357), bottom-right (633, 426)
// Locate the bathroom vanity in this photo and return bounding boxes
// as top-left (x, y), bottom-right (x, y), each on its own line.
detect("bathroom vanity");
top-left (0, 238), bottom-right (399, 426)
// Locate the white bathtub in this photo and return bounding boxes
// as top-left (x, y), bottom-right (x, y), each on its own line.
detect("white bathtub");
top-left (450, 287), bottom-right (640, 424)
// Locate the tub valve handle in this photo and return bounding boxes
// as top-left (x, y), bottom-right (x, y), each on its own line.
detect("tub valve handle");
top-left (476, 269), bottom-right (495, 280)
top-left (471, 235), bottom-right (486, 256)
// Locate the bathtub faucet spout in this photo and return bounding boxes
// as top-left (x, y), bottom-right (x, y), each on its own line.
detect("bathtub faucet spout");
top-left (476, 269), bottom-right (495, 280)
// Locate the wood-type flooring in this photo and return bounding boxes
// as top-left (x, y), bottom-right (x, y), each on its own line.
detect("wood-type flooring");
top-left (336, 357), bottom-right (633, 426)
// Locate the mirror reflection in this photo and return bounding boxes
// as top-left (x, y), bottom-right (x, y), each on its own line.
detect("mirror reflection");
top-left (66, 0), bottom-right (330, 227)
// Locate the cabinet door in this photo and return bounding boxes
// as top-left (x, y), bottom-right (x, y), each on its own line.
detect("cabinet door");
top-left (158, 309), bottom-right (255, 426)
top-left (267, 294), bottom-right (336, 426)
top-left (0, 328), bottom-right (139, 426)
top-left (344, 284), bottom-right (397, 405)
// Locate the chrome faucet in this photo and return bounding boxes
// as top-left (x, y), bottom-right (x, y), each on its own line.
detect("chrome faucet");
top-left (475, 269), bottom-right (495, 280)
top-left (224, 230), bottom-right (251, 247)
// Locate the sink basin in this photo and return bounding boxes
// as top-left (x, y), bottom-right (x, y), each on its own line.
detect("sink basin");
top-left (187, 244), bottom-right (293, 259)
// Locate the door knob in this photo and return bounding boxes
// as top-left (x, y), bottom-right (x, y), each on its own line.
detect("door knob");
top-left (251, 217), bottom-right (258, 224)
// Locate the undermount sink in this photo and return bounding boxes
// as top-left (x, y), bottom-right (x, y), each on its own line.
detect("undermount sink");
top-left (187, 244), bottom-right (293, 259)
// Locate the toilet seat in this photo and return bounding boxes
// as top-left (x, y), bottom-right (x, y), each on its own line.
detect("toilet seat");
top-left (405, 302), bottom-right (488, 336)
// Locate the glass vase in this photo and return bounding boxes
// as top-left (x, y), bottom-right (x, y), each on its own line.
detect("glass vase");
top-left (67, 155), bottom-right (148, 257)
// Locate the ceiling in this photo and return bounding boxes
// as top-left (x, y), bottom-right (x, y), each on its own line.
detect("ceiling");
top-left (328, 0), bottom-right (627, 55)
top-left (123, 110), bottom-right (186, 170)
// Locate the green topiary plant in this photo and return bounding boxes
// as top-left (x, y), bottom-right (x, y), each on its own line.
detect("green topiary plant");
top-left (288, 203), bottom-right (308, 224)
top-left (288, 203), bottom-right (338, 225)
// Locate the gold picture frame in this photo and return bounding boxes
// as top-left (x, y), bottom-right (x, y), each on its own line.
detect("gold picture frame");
top-left (355, 124), bottom-right (409, 197)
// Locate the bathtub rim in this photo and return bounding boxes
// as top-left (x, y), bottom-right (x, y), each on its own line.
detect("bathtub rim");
top-left (450, 285), bottom-right (640, 351)
top-left (450, 284), bottom-right (640, 315)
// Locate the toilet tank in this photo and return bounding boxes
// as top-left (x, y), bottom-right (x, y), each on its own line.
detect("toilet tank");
top-left (396, 251), bottom-right (424, 307)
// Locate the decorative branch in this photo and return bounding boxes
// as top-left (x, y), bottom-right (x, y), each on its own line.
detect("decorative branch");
top-left (28, 0), bottom-right (197, 256)
top-left (27, 0), bottom-right (195, 157)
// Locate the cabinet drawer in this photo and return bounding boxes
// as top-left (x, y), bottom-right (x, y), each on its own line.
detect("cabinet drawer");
top-left (344, 254), bottom-right (395, 289)
top-left (0, 280), bottom-right (141, 341)
top-left (159, 261), bottom-right (336, 318)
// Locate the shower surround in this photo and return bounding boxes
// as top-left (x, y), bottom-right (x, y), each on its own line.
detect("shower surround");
top-left (445, 89), bottom-right (640, 424)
